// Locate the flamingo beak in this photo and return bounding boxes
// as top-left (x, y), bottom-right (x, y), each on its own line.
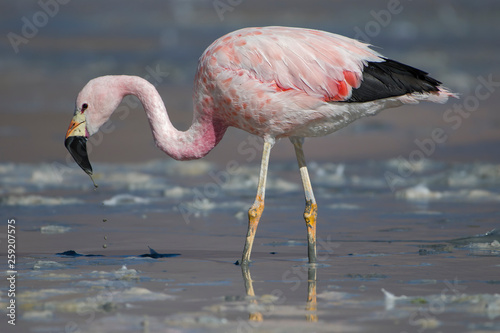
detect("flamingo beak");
top-left (64, 115), bottom-right (93, 176)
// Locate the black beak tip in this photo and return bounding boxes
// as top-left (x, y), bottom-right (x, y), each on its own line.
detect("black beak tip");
top-left (64, 136), bottom-right (93, 176)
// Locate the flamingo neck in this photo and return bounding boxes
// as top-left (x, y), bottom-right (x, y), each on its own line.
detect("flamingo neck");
top-left (120, 76), bottom-right (226, 161)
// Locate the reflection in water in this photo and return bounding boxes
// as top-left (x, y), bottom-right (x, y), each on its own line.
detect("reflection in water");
top-left (306, 265), bottom-right (318, 322)
top-left (241, 264), bottom-right (318, 322)
top-left (241, 265), bottom-right (264, 322)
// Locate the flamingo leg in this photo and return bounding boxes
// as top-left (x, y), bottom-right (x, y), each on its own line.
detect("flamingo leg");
top-left (291, 137), bottom-right (318, 264)
top-left (241, 139), bottom-right (273, 265)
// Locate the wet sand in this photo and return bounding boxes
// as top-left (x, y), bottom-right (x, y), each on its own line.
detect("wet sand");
top-left (1, 1), bottom-right (500, 332)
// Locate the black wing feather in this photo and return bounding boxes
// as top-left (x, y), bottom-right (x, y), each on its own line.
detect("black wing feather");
top-left (345, 58), bottom-right (441, 103)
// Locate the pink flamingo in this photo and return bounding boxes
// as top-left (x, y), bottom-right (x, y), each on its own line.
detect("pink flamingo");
top-left (65, 26), bottom-right (455, 265)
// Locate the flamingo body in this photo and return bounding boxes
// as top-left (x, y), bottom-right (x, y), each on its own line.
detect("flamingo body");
top-left (194, 26), bottom-right (453, 140)
top-left (65, 26), bottom-right (455, 264)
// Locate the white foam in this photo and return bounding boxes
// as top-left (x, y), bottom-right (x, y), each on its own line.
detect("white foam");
top-left (1, 195), bottom-right (83, 206)
top-left (163, 186), bottom-right (191, 198)
top-left (327, 203), bottom-right (361, 210)
top-left (468, 240), bottom-right (500, 256)
top-left (33, 261), bottom-right (66, 270)
top-left (396, 184), bottom-right (440, 200)
top-left (396, 184), bottom-right (500, 201)
top-left (41, 225), bottom-right (72, 234)
top-left (180, 198), bottom-right (217, 212)
top-left (21, 310), bottom-right (53, 321)
top-left (316, 291), bottom-right (351, 301)
top-left (32, 166), bottom-right (68, 185)
top-left (103, 194), bottom-right (152, 206)
top-left (448, 164), bottom-right (500, 187)
top-left (381, 288), bottom-right (408, 311)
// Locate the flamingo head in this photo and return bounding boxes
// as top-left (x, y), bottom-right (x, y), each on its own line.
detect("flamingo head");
top-left (65, 101), bottom-right (93, 177)
top-left (65, 76), bottom-right (124, 182)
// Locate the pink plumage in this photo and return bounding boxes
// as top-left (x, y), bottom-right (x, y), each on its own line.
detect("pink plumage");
top-left (65, 26), bottom-right (456, 264)
top-left (198, 27), bottom-right (376, 101)
top-left (192, 26), bottom-right (455, 140)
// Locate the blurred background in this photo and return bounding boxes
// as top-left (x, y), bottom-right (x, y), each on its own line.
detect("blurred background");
top-left (1, 0), bottom-right (499, 167)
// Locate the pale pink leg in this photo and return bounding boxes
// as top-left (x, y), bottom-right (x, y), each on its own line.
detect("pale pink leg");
top-left (291, 137), bottom-right (318, 264)
top-left (241, 140), bottom-right (273, 265)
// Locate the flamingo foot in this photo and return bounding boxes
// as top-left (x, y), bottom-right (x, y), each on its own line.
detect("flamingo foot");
top-left (304, 200), bottom-right (318, 264)
top-left (241, 199), bottom-right (264, 265)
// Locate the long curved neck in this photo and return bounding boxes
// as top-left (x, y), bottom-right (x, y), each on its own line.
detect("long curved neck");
top-left (120, 76), bottom-right (227, 161)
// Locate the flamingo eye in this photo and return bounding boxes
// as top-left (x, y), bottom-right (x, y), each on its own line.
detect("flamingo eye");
top-left (81, 103), bottom-right (88, 113)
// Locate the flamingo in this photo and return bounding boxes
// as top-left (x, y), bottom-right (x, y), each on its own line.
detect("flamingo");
top-left (65, 26), bottom-right (455, 265)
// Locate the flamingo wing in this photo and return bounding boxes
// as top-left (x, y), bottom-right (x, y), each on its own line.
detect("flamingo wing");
top-left (347, 58), bottom-right (443, 102)
top-left (205, 26), bottom-right (442, 103)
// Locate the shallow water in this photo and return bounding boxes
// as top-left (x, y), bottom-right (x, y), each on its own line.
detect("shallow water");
top-left (1, 159), bottom-right (500, 332)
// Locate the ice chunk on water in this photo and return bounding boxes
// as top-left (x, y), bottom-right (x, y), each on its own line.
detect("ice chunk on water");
top-left (316, 291), bottom-right (352, 301)
top-left (114, 265), bottom-right (140, 280)
top-left (184, 198), bottom-right (217, 211)
top-left (396, 184), bottom-right (440, 200)
top-left (448, 163), bottom-right (500, 187)
top-left (103, 194), bottom-right (152, 206)
top-left (33, 261), bottom-right (66, 270)
top-left (381, 288), bottom-right (408, 311)
top-left (106, 171), bottom-right (151, 184)
top-left (90, 265), bottom-right (139, 280)
top-left (468, 240), bottom-right (500, 256)
top-left (31, 166), bottom-right (68, 185)
top-left (397, 184), bottom-right (500, 201)
top-left (41, 225), bottom-right (71, 234)
top-left (22, 310), bottom-right (53, 321)
top-left (163, 186), bottom-right (191, 198)
top-left (1, 195), bottom-right (83, 206)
